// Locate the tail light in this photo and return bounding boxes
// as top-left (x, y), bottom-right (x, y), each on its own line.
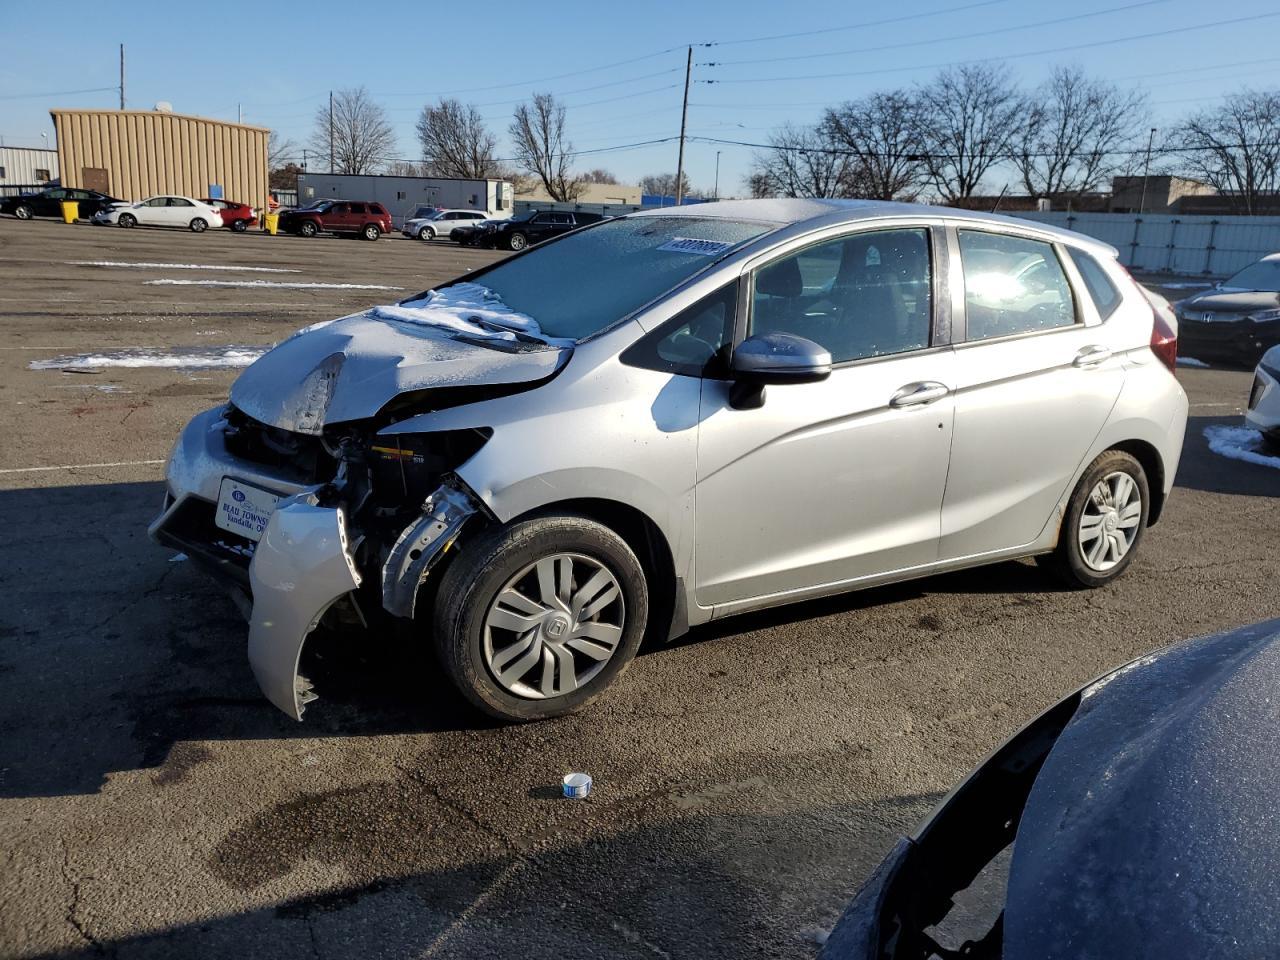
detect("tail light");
top-left (1151, 309), bottom-right (1178, 372)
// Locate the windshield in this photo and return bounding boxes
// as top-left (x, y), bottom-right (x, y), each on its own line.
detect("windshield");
top-left (444, 216), bottom-right (773, 340)
top-left (1223, 259), bottom-right (1280, 292)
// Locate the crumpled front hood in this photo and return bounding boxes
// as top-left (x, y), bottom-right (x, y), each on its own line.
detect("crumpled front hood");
top-left (1182, 290), bottom-right (1280, 314)
top-left (229, 311), bottom-right (569, 433)
top-left (1004, 619), bottom-right (1280, 958)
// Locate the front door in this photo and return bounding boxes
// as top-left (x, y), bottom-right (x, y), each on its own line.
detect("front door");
top-left (694, 225), bottom-right (956, 608)
top-left (939, 228), bottom-right (1126, 559)
top-left (135, 197), bottom-right (169, 226)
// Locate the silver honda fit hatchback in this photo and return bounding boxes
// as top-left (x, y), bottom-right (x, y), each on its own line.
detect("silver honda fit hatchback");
top-left (151, 199), bottom-right (1189, 721)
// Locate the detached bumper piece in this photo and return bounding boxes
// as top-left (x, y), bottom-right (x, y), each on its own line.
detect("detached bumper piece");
top-left (248, 492), bottom-right (362, 720)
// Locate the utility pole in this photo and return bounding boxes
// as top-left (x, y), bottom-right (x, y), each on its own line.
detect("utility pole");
top-left (714, 150), bottom-right (721, 200)
top-left (237, 103), bottom-right (242, 125)
top-left (674, 46), bottom-right (692, 205)
top-left (1138, 127), bottom-right (1157, 214)
top-left (329, 91), bottom-right (335, 174)
top-left (119, 44), bottom-right (125, 110)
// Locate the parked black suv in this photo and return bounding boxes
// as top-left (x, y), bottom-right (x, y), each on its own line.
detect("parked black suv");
top-left (2, 186), bottom-right (123, 221)
top-left (453, 210), bottom-right (606, 251)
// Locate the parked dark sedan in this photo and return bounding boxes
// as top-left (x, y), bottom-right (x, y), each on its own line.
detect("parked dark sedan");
top-left (1, 186), bottom-right (122, 221)
top-left (1173, 253), bottom-right (1280, 366)
top-left (822, 617), bottom-right (1280, 960)
top-left (452, 209), bottom-right (605, 250)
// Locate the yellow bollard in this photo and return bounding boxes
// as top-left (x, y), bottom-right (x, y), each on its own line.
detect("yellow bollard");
top-left (264, 212), bottom-right (280, 236)
top-left (60, 201), bottom-right (78, 224)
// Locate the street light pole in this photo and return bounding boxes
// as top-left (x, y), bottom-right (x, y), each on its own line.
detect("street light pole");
top-left (714, 151), bottom-right (721, 199)
top-left (1138, 127), bottom-right (1157, 214)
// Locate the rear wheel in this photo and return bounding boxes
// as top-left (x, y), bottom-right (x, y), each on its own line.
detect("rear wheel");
top-left (362, 223), bottom-right (381, 241)
top-left (507, 231), bottom-right (528, 251)
top-left (189, 217), bottom-right (208, 233)
top-left (417, 226), bottom-right (434, 241)
top-left (433, 515), bottom-right (648, 721)
top-left (13, 204), bottom-right (33, 220)
top-left (231, 219), bottom-right (249, 232)
top-left (298, 220), bottom-right (318, 237)
top-left (1037, 449), bottom-right (1150, 588)
top-left (117, 213), bottom-right (137, 228)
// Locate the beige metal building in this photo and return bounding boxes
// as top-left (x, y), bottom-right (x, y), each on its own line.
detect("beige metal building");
top-left (49, 108), bottom-right (269, 208)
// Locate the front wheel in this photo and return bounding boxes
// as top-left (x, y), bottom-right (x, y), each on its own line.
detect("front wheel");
top-left (189, 217), bottom-right (208, 233)
top-left (362, 224), bottom-right (381, 241)
top-left (117, 213), bottom-right (137, 228)
top-left (1037, 449), bottom-right (1150, 588)
top-left (298, 220), bottom-right (318, 237)
top-left (507, 231), bottom-right (528, 251)
top-left (13, 204), bottom-right (33, 220)
top-left (433, 515), bottom-right (649, 721)
top-left (417, 226), bottom-right (434, 241)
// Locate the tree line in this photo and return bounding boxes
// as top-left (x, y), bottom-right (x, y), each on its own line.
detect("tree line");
top-left (748, 63), bottom-right (1280, 214)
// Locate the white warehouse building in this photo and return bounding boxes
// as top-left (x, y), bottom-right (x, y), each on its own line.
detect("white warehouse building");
top-left (0, 146), bottom-right (59, 187)
top-left (294, 173), bottom-right (513, 226)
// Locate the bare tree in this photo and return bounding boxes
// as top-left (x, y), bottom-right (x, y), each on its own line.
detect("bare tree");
top-left (268, 130), bottom-right (296, 170)
top-left (414, 99), bottom-right (501, 179)
top-left (581, 168), bottom-right (619, 184)
top-left (917, 64), bottom-right (1024, 200)
top-left (640, 172), bottom-right (694, 198)
top-left (509, 93), bottom-right (585, 202)
top-left (1013, 66), bottom-right (1148, 199)
top-left (309, 87), bottom-right (395, 175)
top-left (821, 90), bottom-right (926, 200)
top-left (384, 159), bottom-right (427, 177)
top-left (748, 122), bottom-right (863, 199)
top-left (1171, 89), bottom-right (1280, 214)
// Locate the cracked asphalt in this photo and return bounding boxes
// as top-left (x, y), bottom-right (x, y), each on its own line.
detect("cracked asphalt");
top-left (1, 217), bottom-right (1278, 959)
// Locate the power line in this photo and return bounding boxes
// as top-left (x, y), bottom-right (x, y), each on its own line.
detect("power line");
top-left (396, 47), bottom-right (686, 96)
top-left (0, 85), bottom-right (117, 101)
top-left (700, 12), bottom-right (1280, 84)
top-left (701, 0), bottom-right (1168, 68)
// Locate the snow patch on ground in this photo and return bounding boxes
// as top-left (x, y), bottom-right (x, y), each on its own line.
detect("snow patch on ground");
top-left (144, 279), bottom-right (402, 290)
top-left (1178, 357), bottom-right (1210, 368)
top-left (1204, 425), bottom-right (1280, 470)
top-left (371, 282), bottom-right (570, 345)
top-left (30, 346), bottom-right (266, 370)
top-left (69, 260), bottom-right (301, 273)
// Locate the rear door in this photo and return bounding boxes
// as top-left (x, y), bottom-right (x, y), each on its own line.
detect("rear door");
top-left (939, 226), bottom-right (1126, 559)
top-left (166, 196), bottom-right (197, 226)
top-left (694, 223), bottom-right (957, 607)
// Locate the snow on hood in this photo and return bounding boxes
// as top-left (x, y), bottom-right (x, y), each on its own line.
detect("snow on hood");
top-left (369, 283), bottom-right (572, 347)
top-left (229, 291), bottom-right (570, 433)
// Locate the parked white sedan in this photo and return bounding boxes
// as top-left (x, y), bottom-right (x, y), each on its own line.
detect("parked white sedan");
top-left (402, 208), bottom-right (489, 241)
top-left (93, 195), bottom-right (224, 232)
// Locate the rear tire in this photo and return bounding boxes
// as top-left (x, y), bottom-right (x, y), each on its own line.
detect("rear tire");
top-left (231, 219), bottom-right (249, 233)
top-left (14, 204), bottom-right (33, 220)
top-left (1037, 449), bottom-right (1150, 589)
top-left (118, 213), bottom-right (136, 228)
top-left (362, 223), bottom-right (381, 241)
top-left (433, 515), bottom-right (649, 722)
top-left (189, 218), bottom-right (208, 233)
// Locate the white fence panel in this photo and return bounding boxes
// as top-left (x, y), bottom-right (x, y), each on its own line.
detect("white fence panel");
top-left (1014, 211), bottom-right (1280, 277)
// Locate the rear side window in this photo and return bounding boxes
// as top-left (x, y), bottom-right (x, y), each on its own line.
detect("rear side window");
top-left (349, 203), bottom-right (366, 214)
top-left (958, 231), bottom-right (1077, 341)
top-left (1068, 248), bottom-right (1123, 319)
top-left (370, 203), bottom-right (386, 214)
top-left (621, 281), bottom-right (738, 377)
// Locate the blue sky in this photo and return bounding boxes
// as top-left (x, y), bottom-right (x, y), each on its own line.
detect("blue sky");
top-left (3, 0), bottom-right (1278, 195)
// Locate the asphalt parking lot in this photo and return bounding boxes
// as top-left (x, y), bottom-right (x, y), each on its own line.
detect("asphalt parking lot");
top-left (1, 217), bottom-right (1278, 959)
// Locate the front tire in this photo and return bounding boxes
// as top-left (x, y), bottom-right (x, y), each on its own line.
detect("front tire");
top-left (298, 220), bottom-right (318, 237)
top-left (418, 226), bottom-right (434, 241)
top-left (507, 231), bottom-right (528, 251)
top-left (1038, 449), bottom-right (1150, 588)
top-left (433, 515), bottom-right (649, 721)
top-left (117, 213), bottom-right (137, 228)
top-left (14, 204), bottom-right (33, 220)
top-left (362, 224), bottom-right (381, 241)
top-left (189, 217), bottom-right (208, 233)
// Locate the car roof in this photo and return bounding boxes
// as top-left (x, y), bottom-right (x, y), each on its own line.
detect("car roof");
top-left (626, 198), bottom-right (1119, 257)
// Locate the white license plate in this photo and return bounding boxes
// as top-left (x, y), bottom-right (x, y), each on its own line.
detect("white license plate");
top-left (214, 477), bottom-right (281, 542)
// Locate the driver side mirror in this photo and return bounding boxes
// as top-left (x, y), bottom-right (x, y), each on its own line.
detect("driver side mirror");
top-left (728, 333), bottom-right (832, 409)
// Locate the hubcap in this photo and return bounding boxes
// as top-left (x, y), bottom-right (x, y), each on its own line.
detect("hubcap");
top-left (482, 552), bottom-right (625, 700)
top-left (1078, 471), bottom-right (1142, 571)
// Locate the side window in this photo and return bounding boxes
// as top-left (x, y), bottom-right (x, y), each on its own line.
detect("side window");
top-left (1068, 247), bottom-right (1123, 320)
top-left (349, 203), bottom-right (366, 214)
top-left (749, 228), bottom-right (933, 363)
top-left (958, 231), bottom-right (1077, 341)
top-left (46, 188), bottom-right (67, 199)
top-left (145, 197), bottom-right (166, 207)
top-left (168, 197), bottom-right (193, 207)
top-left (621, 281), bottom-right (738, 378)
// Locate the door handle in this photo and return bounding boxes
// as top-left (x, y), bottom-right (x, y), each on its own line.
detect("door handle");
top-left (1073, 345), bottom-right (1112, 367)
top-left (890, 381), bottom-right (950, 408)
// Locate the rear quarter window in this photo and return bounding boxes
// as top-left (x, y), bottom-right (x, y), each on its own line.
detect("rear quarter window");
top-left (1068, 248), bottom-right (1123, 320)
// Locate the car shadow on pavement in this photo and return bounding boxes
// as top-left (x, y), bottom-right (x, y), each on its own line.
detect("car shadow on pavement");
top-left (20, 792), bottom-right (945, 960)
top-left (1175, 415), bottom-right (1280, 498)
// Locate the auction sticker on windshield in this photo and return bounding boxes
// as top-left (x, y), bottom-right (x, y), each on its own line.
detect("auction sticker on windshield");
top-left (656, 237), bottom-right (735, 256)
top-left (215, 477), bottom-right (281, 542)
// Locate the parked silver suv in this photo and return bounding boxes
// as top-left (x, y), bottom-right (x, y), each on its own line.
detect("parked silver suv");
top-left (151, 200), bottom-right (1189, 721)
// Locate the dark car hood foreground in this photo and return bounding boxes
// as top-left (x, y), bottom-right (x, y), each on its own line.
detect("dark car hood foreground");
top-left (229, 312), bottom-right (569, 433)
top-left (1002, 619), bottom-right (1280, 957)
top-left (1180, 289), bottom-right (1280, 315)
